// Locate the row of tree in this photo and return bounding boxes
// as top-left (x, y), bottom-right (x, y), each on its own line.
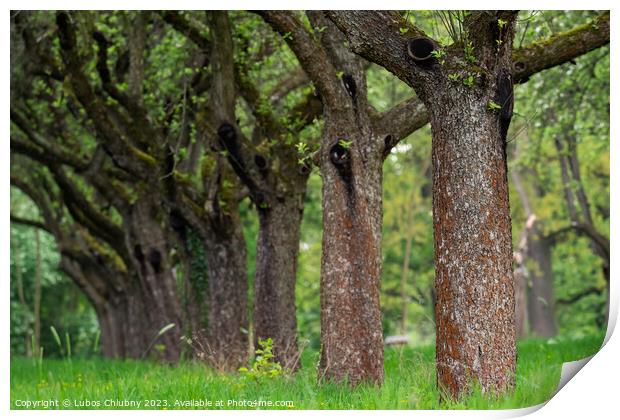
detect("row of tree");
top-left (10, 10), bottom-right (609, 398)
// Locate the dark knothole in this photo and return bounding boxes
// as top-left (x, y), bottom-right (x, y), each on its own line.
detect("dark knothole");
top-left (133, 244), bottom-right (144, 263)
top-left (92, 30), bottom-right (107, 47)
top-left (330, 141), bottom-right (354, 197)
top-left (407, 37), bottom-right (435, 62)
top-left (217, 122), bottom-right (237, 147)
top-left (513, 61), bottom-right (526, 73)
top-left (383, 134), bottom-right (394, 152)
top-left (330, 143), bottom-right (349, 167)
top-left (93, 251), bottom-right (104, 265)
top-left (496, 69), bottom-right (514, 142)
top-left (341, 74), bottom-right (357, 99)
top-left (148, 249), bottom-right (162, 273)
top-left (169, 209), bottom-right (186, 239)
top-left (254, 154), bottom-right (267, 169)
top-left (298, 163), bottom-right (311, 175)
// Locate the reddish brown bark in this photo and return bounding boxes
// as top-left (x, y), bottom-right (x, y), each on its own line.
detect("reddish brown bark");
top-left (430, 88), bottom-right (516, 396)
top-left (318, 114), bottom-right (385, 386)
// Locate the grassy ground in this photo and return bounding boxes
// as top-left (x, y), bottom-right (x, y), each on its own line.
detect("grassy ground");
top-left (10, 333), bottom-right (603, 410)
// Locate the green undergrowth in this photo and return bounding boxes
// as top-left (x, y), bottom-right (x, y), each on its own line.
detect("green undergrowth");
top-left (10, 333), bottom-right (604, 410)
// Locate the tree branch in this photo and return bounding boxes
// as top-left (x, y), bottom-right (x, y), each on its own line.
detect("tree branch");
top-left (49, 165), bottom-right (126, 254)
top-left (328, 11), bottom-right (609, 154)
top-left (557, 286), bottom-right (604, 305)
top-left (546, 222), bottom-right (610, 260)
top-left (374, 95), bottom-right (429, 158)
top-left (10, 214), bottom-right (51, 233)
top-left (10, 174), bottom-right (61, 235)
top-left (258, 11), bottom-right (345, 108)
top-left (55, 12), bottom-right (155, 179)
top-left (329, 11), bottom-right (609, 90)
top-left (513, 12), bottom-right (610, 82)
top-left (159, 11), bottom-right (211, 53)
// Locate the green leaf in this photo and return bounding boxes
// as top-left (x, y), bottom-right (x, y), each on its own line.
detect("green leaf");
top-left (487, 100), bottom-right (502, 111)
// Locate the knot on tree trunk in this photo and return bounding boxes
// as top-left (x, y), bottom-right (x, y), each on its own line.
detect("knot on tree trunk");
top-left (407, 36), bottom-right (436, 62)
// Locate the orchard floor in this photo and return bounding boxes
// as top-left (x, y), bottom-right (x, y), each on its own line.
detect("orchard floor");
top-left (10, 333), bottom-right (604, 410)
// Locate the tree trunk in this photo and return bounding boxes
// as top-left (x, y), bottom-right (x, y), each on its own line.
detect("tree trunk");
top-left (513, 256), bottom-right (528, 338)
top-left (126, 198), bottom-right (183, 362)
top-left (94, 301), bottom-right (125, 358)
top-left (400, 233), bottom-right (413, 336)
top-left (33, 229), bottom-right (42, 358)
top-left (122, 281), bottom-right (150, 358)
top-left (178, 228), bottom-right (210, 347)
top-left (317, 8), bottom-right (605, 397)
top-left (525, 223), bottom-right (557, 337)
top-left (318, 111), bottom-right (385, 386)
top-left (12, 235), bottom-right (32, 356)
top-left (512, 168), bottom-right (557, 338)
top-left (254, 195), bottom-right (303, 370)
top-left (59, 251), bottom-right (151, 359)
top-left (203, 212), bottom-right (249, 370)
top-left (430, 88), bottom-right (516, 396)
top-left (399, 196), bottom-right (415, 336)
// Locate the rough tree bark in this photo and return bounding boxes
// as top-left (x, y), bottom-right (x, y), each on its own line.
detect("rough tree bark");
top-left (202, 204), bottom-right (249, 369)
top-left (259, 11), bottom-right (428, 385)
top-left (125, 197), bottom-right (183, 361)
top-left (204, 11), bottom-right (309, 369)
top-left (253, 195), bottom-right (304, 368)
top-left (59, 254), bottom-right (149, 358)
top-left (14, 11), bottom-right (256, 365)
top-left (327, 10), bottom-right (608, 397)
top-left (402, 11), bottom-right (520, 397)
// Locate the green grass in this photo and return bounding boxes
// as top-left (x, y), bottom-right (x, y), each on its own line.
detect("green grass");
top-left (10, 333), bottom-right (603, 410)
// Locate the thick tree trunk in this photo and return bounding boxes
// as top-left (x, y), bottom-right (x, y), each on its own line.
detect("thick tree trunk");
top-left (59, 252), bottom-right (150, 359)
top-left (513, 257), bottom-right (528, 338)
top-left (126, 198), bottom-right (183, 362)
top-left (526, 222), bottom-right (557, 337)
top-left (203, 213), bottom-right (249, 370)
top-left (430, 87), bottom-right (516, 397)
top-left (99, 287), bottom-right (151, 359)
top-left (254, 195), bottom-right (303, 370)
top-left (511, 165), bottom-right (556, 337)
top-left (318, 113), bottom-right (385, 386)
top-left (95, 300), bottom-right (127, 358)
top-left (400, 233), bottom-right (413, 336)
top-left (122, 281), bottom-right (150, 358)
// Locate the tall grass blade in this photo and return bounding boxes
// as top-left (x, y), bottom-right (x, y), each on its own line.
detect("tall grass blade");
top-left (50, 326), bottom-right (62, 354)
